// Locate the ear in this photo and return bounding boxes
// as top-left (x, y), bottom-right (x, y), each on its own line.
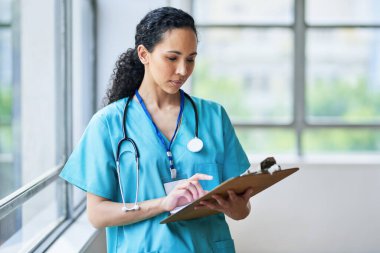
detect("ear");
top-left (137, 45), bottom-right (149, 64)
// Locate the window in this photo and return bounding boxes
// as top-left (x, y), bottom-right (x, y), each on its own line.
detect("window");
top-left (192, 0), bottom-right (380, 158)
top-left (0, 0), bottom-right (13, 198)
top-left (305, 0), bottom-right (380, 156)
top-left (0, 0), bottom-right (17, 246)
top-left (0, 0), bottom-right (96, 251)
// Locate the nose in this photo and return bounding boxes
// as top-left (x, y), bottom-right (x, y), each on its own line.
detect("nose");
top-left (176, 60), bottom-right (188, 76)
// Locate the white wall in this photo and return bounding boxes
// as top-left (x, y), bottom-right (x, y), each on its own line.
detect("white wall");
top-left (96, 0), bottom-right (168, 107)
top-left (229, 162), bottom-right (380, 253)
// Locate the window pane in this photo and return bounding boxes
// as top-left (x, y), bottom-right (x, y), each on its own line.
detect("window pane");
top-left (0, 27), bottom-right (13, 200)
top-left (194, 0), bottom-right (293, 24)
top-left (306, 0), bottom-right (380, 25)
top-left (0, 146), bottom-right (13, 199)
top-left (0, 0), bottom-right (12, 23)
top-left (0, 28), bottom-right (12, 126)
top-left (235, 128), bottom-right (296, 155)
top-left (193, 28), bottom-right (293, 123)
top-left (0, 181), bottom-right (65, 251)
top-left (0, 86), bottom-right (12, 124)
top-left (71, 0), bottom-right (96, 208)
top-left (0, 126), bottom-right (12, 155)
top-left (306, 29), bottom-right (380, 123)
top-left (0, 29), bottom-right (12, 90)
top-left (303, 128), bottom-right (380, 154)
top-left (73, 188), bottom-right (85, 208)
top-left (0, 0), bottom-right (65, 196)
top-left (21, 2), bottom-right (62, 178)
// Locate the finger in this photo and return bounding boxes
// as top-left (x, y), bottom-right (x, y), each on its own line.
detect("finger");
top-left (194, 205), bottom-right (208, 210)
top-left (173, 189), bottom-right (193, 203)
top-left (212, 194), bottom-right (229, 208)
top-left (189, 173), bottom-right (213, 181)
top-left (186, 182), bottom-right (199, 200)
top-left (189, 180), bottom-right (206, 197)
top-left (243, 188), bottom-right (254, 201)
top-left (227, 190), bottom-right (238, 201)
top-left (176, 180), bottom-right (191, 190)
top-left (199, 200), bottom-right (222, 212)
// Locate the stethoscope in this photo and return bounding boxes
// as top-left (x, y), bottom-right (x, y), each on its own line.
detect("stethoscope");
top-left (116, 90), bottom-right (203, 212)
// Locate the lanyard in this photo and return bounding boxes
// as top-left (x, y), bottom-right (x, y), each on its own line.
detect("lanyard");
top-left (135, 89), bottom-right (185, 179)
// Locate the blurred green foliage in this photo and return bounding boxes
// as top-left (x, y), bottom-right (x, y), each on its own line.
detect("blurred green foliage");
top-left (193, 61), bottom-right (380, 154)
top-left (0, 85), bottom-right (12, 153)
top-left (0, 85), bottom-right (12, 120)
top-left (305, 77), bottom-right (380, 153)
top-left (304, 129), bottom-right (380, 153)
top-left (192, 61), bottom-right (251, 119)
top-left (307, 77), bottom-right (380, 123)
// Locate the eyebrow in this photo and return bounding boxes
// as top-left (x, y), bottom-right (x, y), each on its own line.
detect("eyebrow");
top-left (166, 50), bottom-right (197, 56)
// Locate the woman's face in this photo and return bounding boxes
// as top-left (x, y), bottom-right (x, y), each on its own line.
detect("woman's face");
top-left (141, 28), bottom-right (197, 94)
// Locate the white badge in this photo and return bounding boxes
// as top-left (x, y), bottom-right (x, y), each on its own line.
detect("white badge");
top-left (187, 137), bottom-right (203, 152)
top-left (170, 168), bottom-right (177, 179)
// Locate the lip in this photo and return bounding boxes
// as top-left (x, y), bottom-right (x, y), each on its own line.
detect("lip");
top-left (169, 80), bottom-right (185, 86)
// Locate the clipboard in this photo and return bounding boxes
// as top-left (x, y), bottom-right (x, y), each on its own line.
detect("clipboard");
top-left (160, 166), bottom-right (299, 224)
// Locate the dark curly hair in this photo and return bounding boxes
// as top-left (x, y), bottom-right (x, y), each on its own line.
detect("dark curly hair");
top-left (105, 7), bottom-right (198, 105)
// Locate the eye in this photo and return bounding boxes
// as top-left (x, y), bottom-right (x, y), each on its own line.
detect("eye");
top-left (167, 57), bottom-right (177, 62)
top-left (187, 58), bottom-right (195, 63)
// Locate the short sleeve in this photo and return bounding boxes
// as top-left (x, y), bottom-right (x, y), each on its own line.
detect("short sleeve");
top-left (59, 113), bottom-right (117, 200)
top-left (221, 106), bottom-right (250, 181)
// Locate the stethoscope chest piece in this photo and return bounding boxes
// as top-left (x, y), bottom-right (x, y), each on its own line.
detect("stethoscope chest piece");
top-left (187, 137), bottom-right (203, 152)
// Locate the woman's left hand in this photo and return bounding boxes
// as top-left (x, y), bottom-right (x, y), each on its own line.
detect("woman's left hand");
top-left (194, 188), bottom-right (254, 220)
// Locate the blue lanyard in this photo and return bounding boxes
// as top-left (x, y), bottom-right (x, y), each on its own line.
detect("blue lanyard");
top-left (135, 89), bottom-right (185, 179)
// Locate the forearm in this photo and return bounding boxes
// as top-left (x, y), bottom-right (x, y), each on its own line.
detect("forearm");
top-left (87, 195), bottom-right (166, 228)
top-left (87, 174), bottom-right (213, 228)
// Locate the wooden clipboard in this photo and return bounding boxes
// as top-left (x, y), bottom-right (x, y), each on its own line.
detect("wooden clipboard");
top-left (160, 167), bottom-right (299, 224)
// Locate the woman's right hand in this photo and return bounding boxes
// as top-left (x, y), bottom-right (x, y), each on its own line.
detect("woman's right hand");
top-left (160, 173), bottom-right (213, 212)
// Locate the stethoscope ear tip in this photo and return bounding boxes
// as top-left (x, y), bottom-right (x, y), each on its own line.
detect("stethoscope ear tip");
top-left (122, 205), bottom-right (140, 212)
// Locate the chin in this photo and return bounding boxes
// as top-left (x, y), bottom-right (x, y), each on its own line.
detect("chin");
top-left (166, 89), bottom-right (181, 95)
top-left (163, 85), bottom-right (182, 94)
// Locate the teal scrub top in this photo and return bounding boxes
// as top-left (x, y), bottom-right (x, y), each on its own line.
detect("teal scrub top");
top-left (60, 95), bottom-right (250, 253)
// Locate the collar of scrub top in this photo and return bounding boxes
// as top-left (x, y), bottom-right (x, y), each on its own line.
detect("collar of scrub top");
top-left (135, 89), bottom-right (185, 179)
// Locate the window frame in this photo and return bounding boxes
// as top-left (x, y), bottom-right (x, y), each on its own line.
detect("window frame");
top-left (0, 0), bottom-right (21, 245)
top-left (0, 4), bottom-right (16, 176)
top-left (0, 0), bottom-right (97, 251)
top-left (192, 0), bottom-right (380, 157)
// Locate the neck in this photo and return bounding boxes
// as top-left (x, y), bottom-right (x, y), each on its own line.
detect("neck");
top-left (137, 80), bottom-right (180, 109)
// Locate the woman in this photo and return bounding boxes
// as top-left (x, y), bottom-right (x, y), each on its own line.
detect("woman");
top-left (60, 6), bottom-right (253, 253)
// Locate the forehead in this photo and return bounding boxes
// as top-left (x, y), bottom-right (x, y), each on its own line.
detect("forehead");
top-left (154, 28), bottom-right (197, 53)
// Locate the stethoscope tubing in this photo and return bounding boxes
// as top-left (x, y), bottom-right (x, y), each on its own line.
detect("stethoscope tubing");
top-left (116, 91), bottom-right (199, 212)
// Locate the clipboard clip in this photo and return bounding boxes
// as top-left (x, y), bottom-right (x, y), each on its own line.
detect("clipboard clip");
top-left (241, 157), bottom-right (282, 176)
